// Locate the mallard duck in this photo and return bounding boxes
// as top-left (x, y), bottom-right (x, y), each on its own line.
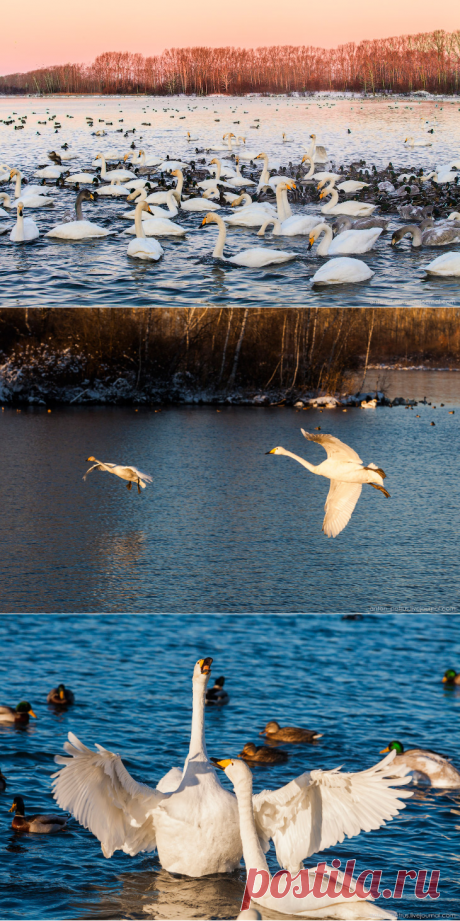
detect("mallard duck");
top-left (9, 796), bottom-right (67, 833)
top-left (259, 721), bottom-right (322, 743)
top-left (380, 741), bottom-right (460, 788)
top-left (205, 677), bottom-right (229, 706)
top-left (0, 769), bottom-right (6, 791)
top-left (443, 669), bottom-right (460, 686)
top-left (47, 684), bottom-right (75, 706)
top-left (0, 702), bottom-right (37, 725)
top-left (239, 743), bottom-right (288, 764)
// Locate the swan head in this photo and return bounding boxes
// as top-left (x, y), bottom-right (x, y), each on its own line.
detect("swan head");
top-left (310, 134), bottom-right (316, 139)
top-left (380, 740), bottom-right (404, 754)
top-left (17, 203), bottom-right (24, 216)
top-left (10, 168), bottom-right (20, 180)
top-left (211, 757), bottom-right (252, 788)
top-left (201, 213), bottom-right (218, 226)
top-left (209, 158), bottom-right (219, 166)
top-left (265, 446), bottom-right (287, 455)
top-left (86, 456), bottom-right (97, 462)
top-left (193, 657), bottom-right (213, 680)
top-left (254, 153), bottom-right (266, 160)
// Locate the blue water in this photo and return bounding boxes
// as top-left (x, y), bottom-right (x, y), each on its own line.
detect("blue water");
top-left (1, 393), bottom-right (459, 612)
top-left (0, 613), bottom-right (459, 920)
top-left (1, 95), bottom-right (460, 307)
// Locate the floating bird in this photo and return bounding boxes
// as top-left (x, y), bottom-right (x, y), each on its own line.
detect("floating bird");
top-left (311, 257), bottom-right (374, 285)
top-left (380, 741), bottom-right (460, 788)
top-left (0, 702), bottom-right (37, 725)
top-left (10, 203), bottom-right (39, 242)
top-left (205, 676), bottom-right (229, 705)
top-left (266, 429), bottom-right (389, 537)
top-left (202, 213), bottom-right (296, 267)
top-left (9, 796), bottom-right (68, 833)
top-left (259, 721), bottom-right (322, 743)
top-left (83, 457), bottom-right (153, 493)
top-left (47, 684), bottom-right (75, 706)
top-left (46, 190), bottom-right (110, 240)
top-left (239, 743), bottom-right (288, 764)
top-left (442, 669), bottom-right (460, 686)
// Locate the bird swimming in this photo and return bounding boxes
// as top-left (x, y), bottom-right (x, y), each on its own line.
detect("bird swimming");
top-left (9, 796), bottom-right (68, 833)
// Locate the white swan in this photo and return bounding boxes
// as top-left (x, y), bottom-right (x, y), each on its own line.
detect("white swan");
top-left (83, 455), bottom-right (153, 490)
top-left (202, 212), bottom-right (297, 267)
top-left (282, 132), bottom-right (293, 143)
top-left (95, 153), bottom-right (134, 183)
top-left (186, 131), bottom-right (198, 142)
top-left (267, 430), bottom-right (388, 536)
top-left (225, 158), bottom-right (256, 188)
top-left (424, 252), bottom-right (460, 276)
top-left (309, 223), bottom-right (382, 255)
top-left (52, 659), bottom-right (242, 876)
top-left (125, 150), bottom-right (163, 168)
top-left (404, 137), bottom-right (432, 147)
top-left (125, 197), bottom-right (185, 237)
top-left (213, 756), bottom-right (409, 920)
top-left (96, 180), bottom-right (130, 198)
top-left (336, 180), bottom-right (370, 193)
top-left (145, 190), bottom-right (179, 218)
top-left (305, 134), bottom-right (328, 163)
top-left (258, 214), bottom-right (320, 238)
top-left (255, 153), bottom-right (284, 190)
top-left (9, 203), bottom-right (39, 242)
top-left (181, 189), bottom-right (221, 212)
top-left (126, 202), bottom-right (164, 261)
top-left (10, 169), bottom-right (54, 208)
top-left (198, 158), bottom-right (227, 190)
top-left (361, 398), bottom-right (378, 409)
top-left (34, 165), bottom-right (66, 179)
top-left (146, 169), bottom-right (183, 204)
top-left (121, 189), bottom-right (150, 218)
top-left (320, 187), bottom-right (376, 217)
top-left (0, 192), bottom-right (12, 218)
top-left (312, 257), bottom-right (374, 285)
top-left (46, 190), bottom-right (111, 240)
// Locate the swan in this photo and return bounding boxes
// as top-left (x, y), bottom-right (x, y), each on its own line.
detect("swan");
top-left (404, 137), bottom-right (432, 147)
top-left (421, 169), bottom-right (457, 184)
top-left (225, 196), bottom-right (276, 228)
top-left (197, 158), bottom-right (229, 190)
top-left (380, 741), bottom-right (460, 788)
top-left (65, 172), bottom-right (96, 184)
top-left (158, 160), bottom-right (189, 172)
top-left (84, 454), bottom-right (154, 490)
top-left (332, 215), bottom-right (389, 232)
top-left (312, 257), bottom-right (374, 285)
top-left (181, 189), bottom-right (221, 212)
top-left (46, 190), bottom-right (111, 240)
top-left (146, 169), bottom-right (183, 204)
top-left (0, 192), bottom-right (12, 218)
top-left (391, 223), bottom-right (460, 247)
top-left (320, 187), bottom-right (376, 216)
top-left (212, 755), bottom-right (410, 919)
top-left (305, 134), bottom-right (328, 163)
top-left (121, 189), bottom-right (150, 218)
top-left (336, 180), bottom-right (370, 193)
top-left (95, 153), bottom-right (134, 183)
top-left (266, 429), bottom-right (387, 536)
top-left (282, 132), bottom-right (293, 143)
top-left (309, 223), bottom-right (382, 255)
top-left (34, 165), bottom-right (66, 179)
top-left (424, 252), bottom-right (460, 276)
top-left (9, 203), bottom-right (39, 242)
top-left (0, 163), bottom-right (12, 182)
top-left (10, 169), bottom-right (54, 208)
top-left (125, 150), bottom-right (162, 168)
top-left (255, 153), bottom-right (284, 190)
top-left (186, 131), bottom-right (198, 142)
top-left (96, 180), bottom-right (130, 198)
top-left (52, 659), bottom-right (242, 876)
top-left (126, 202), bottom-right (164, 261)
top-left (258, 214), bottom-right (320, 238)
top-left (361, 398), bottom-right (378, 409)
top-left (125, 213), bottom-right (186, 237)
top-left (121, 178), bottom-right (146, 192)
top-left (225, 158), bottom-right (256, 188)
top-left (202, 213), bottom-right (297, 267)
top-left (145, 190), bottom-right (179, 218)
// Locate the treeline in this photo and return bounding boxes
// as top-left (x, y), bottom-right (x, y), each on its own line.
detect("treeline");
top-left (2, 31), bottom-right (460, 96)
top-left (1, 308), bottom-right (459, 398)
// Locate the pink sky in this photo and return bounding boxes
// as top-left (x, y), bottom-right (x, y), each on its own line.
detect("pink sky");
top-left (2, 0), bottom-right (459, 74)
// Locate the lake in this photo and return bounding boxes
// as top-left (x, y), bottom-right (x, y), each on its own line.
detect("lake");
top-left (1, 94), bottom-right (460, 308)
top-left (1, 374), bottom-right (459, 613)
top-left (0, 613), bottom-right (459, 920)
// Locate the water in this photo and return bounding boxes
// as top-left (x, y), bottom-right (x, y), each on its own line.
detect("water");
top-left (1, 95), bottom-right (460, 307)
top-left (0, 613), bottom-right (459, 920)
top-left (1, 374), bottom-right (459, 612)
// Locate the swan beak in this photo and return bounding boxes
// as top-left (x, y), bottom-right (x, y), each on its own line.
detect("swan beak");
top-left (211, 758), bottom-right (232, 770)
top-left (198, 657), bottom-right (213, 673)
top-left (201, 217), bottom-right (208, 226)
top-left (308, 236), bottom-right (314, 248)
top-left (123, 154), bottom-right (129, 161)
top-left (379, 747), bottom-right (390, 753)
top-left (89, 193), bottom-right (94, 200)
top-left (287, 182), bottom-right (296, 190)
top-left (265, 449), bottom-right (276, 454)
top-left (319, 192), bottom-right (324, 200)
top-left (28, 709), bottom-right (37, 718)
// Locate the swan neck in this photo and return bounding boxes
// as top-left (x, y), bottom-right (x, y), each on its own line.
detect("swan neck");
top-left (175, 171), bottom-right (184, 200)
top-left (281, 449), bottom-right (317, 473)
top-left (75, 192), bottom-right (84, 221)
top-left (98, 155), bottom-right (106, 178)
top-left (211, 215), bottom-right (226, 258)
top-left (275, 184), bottom-right (290, 222)
top-left (235, 779), bottom-right (270, 877)
top-left (322, 189), bottom-right (338, 212)
top-left (188, 678), bottom-right (207, 757)
top-left (134, 204), bottom-right (146, 239)
top-left (316, 223), bottom-right (333, 256)
top-left (14, 172), bottom-right (22, 198)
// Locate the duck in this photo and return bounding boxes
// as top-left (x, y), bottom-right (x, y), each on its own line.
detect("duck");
top-left (211, 754), bottom-right (410, 918)
top-left (205, 676), bottom-right (229, 706)
top-left (380, 741), bottom-right (460, 788)
top-left (259, 721), bottom-right (322, 743)
top-left (0, 702), bottom-right (37, 725)
top-left (320, 186), bottom-right (376, 216)
top-left (126, 202), bottom-right (165, 261)
top-left (10, 203), bottom-right (39, 242)
top-left (47, 684), bottom-right (75, 705)
top-left (202, 213), bottom-right (297, 268)
top-left (9, 796), bottom-right (68, 833)
top-left (52, 658), bottom-right (242, 875)
top-left (309, 222), bottom-right (382, 255)
top-left (266, 429), bottom-right (388, 537)
top-left (312, 257), bottom-right (374, 285)
top-left (391, 223), bottom-right (460, 247)
top-left (442, 669), bottom-right (460, 686)
top-left (0, 769), bottom-right (6, 791)
top-left (424, 252), bottom-right (460, 276)
top-left (84, 453), bottom-right (153, 491)
top-left (46, 190), bottom-right (110, 240)
top-left (239, 743), bottom-right (288, 764)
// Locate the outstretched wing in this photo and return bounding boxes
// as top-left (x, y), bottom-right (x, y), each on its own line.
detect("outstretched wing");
top-left (301, 429), bottom-right (362, 463)
top-left (252, 750), bottom-right (412, 874)
top-left (122, 467), bottom-right (153, 484)
top-left (83, 463), bottom-right (103, 481)
top-left (323, 481), bottom-right (362, 537)
top-left (156, 766), bottom-right (183, 793)
top-left (52, 732), bottom-right (164, 857)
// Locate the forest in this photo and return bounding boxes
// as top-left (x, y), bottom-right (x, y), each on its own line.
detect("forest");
top-left (0, 308), bottom-right (458, 401)
top-left (2, 30), bottom-right (460, 96)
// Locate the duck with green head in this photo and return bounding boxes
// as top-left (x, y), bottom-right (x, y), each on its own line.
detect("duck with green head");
top-left (9, 795), bottom-right (67, 833)
top-left (442, 669), bottom-right (460, 686)
top-left (380, 740), bottom-right (460, 788)
top-left (47, 684), bottom-right (75, 706)
top-left (0, 702), bottom-right (37, 726)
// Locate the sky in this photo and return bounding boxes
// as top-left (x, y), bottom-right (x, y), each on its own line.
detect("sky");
top-left (2, 0), bottom-right (459, 75)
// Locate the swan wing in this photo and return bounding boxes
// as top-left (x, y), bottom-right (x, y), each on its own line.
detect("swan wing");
top-left (52, 732), bottom-right (164, 857)
top-left (122, 466), bottom-right (153, 483)
top-left (322, 480), bottom-right (362, 537)
top-left (156, 766), bottom-right (183, 793)
top-left (252, 750), bottom-right (412, 874)
top-left (301, 430), bottom-right (362, 463)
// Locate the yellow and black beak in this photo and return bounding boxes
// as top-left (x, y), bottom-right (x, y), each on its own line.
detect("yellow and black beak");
top-left (28, 709), bottom-right (37, 718)
top-left (198, 657), bottom-right (213, 674)
top-left (210, 758), bottom-right (232, 770)
top-left (379, 746), bottom-right (390, 753)
top-left (201, 216), bottom-right (208, 226)
top-left (265, 448), bottom-right (276, 454)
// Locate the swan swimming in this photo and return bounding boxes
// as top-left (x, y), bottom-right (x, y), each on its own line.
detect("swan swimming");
top-left (309, 223), bottom-right (382, 255)
top-left (391, 223), bottom-right (460, 247)
top-left (311, 257), bottom-right (374, 285)
top-left (202, 212), bottom-right (297, 267)
top-left (266, 429), bottom-right (389, 537)
top-left (10, 203), bottom-right (39, 242)
top-left (46, 190), bottom-right (110, 240)
top-left (424, 252), bottom-right (460, 276)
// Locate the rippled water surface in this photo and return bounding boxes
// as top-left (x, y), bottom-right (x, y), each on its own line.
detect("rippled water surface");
top-left (0, 614), bottom-right (459, 920)
top-left (1, 374), bottom-right (459, 612)
top-left (1, 95), bottom-right (460, 307)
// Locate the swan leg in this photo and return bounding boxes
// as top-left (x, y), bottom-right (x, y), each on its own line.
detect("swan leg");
top-left (126, 482), bottom-right (132, 491)
top-left (370, 483), bottom-right (390, 498)
top-left (137, 479), bottom-right (141, 495)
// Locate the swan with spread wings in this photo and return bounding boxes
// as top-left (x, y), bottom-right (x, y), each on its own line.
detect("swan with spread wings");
top-left (83, 457), bottom-right (153, 494)
top-left (266, 429), bottom-right (390, 537)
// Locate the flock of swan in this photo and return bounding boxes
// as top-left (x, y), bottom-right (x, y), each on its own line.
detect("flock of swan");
top-left (4, 658), bottom-right (460, 920)
top-left (2, 124), bottom-right (460, 283)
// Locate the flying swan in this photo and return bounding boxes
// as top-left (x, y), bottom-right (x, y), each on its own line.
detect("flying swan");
top-left (266, 429), bottom-right (390, 537)
top-left (83, 455), bottom-right (153, 492)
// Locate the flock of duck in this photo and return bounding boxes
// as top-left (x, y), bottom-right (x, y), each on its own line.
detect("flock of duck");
top-left (2, 127), bottom-right (460, 282)
top-left (2, 659), bottom-right (460, 920)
